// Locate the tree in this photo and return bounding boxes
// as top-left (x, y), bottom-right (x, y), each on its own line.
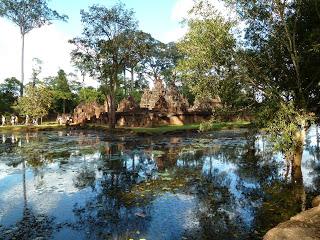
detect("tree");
top-left (137, 38), bottom-right (174, 84)
top-left (0, 0), bottom-right (68, 96)
top-left (16, 84), bottom-right (53, 124)
top-left (0, 77), bottom-right (20, 113)
top-left (122, 30), bottom-right (143, 93)
top-left (70, 3), bottom-right (138, 129)
top-left (51, 70), bottom-right (73, 114)
top-left (162, 42), bottom-right (184, 85)
top-left (78, 87), bottom-right (105, 104)
top-left (225, 0), bottom-right (320, 166)
top-left (177, 0), bottom-right (252, 114)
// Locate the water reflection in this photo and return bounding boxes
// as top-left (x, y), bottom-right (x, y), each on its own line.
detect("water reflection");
top-left (0, 127), bottom-right (319, 239)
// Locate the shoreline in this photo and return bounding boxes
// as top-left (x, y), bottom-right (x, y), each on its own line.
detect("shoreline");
top-left (0, 121), bottom-right (251, 135)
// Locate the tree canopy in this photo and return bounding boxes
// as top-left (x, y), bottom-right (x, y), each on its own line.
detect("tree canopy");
top-left (70, 3), bottom-right (138, 128)
top-left (16, 84), bottom-right (53, 122)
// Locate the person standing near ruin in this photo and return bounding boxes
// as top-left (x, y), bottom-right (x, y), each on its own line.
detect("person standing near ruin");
top-left (11, 116), bottom-right (15, 126)
top-left (25, 115), bottom-right (29, 125)
top-left (1, 115), bottom-right (5, 126)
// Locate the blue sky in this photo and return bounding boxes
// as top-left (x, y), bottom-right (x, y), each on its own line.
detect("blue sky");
top-left (49, 0), bottom-right (182, 42)
top-left (0, 0), bottom-right (194, 85)
top-left (0, 0), bottom-right (228, 85)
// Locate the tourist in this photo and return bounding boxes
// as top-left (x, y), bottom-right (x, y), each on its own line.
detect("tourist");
top-left (25, 115), bottom-right (29, 125)
top-left (15, 116), bottom-right (18, 125)
top-left (57, 115), bottom-right (62, 125)
top-left (11, 115), bottom-right (15, 126)
top-left (1, 115), bottom-right (5, 126)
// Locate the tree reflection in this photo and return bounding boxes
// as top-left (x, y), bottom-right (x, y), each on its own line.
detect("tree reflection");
top-left (0, 129), bottom-right (320, 239)
top-left (0, 133), bottom-right (55, 239)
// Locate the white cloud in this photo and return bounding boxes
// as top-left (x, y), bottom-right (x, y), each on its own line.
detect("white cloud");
top-left (0, 19), bottom-right (73, 83)
top-left (165, 0), bottom-right (240, 43)
top-left (162, 26), bottom-right (188, 43)
top-left (171, 0), bottom-right (233, 21)
top-left (0, 19), bottom-right (99, 86)
top-left (171, 0), bottom-right (195, 21)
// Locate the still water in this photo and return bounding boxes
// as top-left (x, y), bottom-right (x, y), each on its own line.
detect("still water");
top-left (0, 127), bottom-right (319, 240)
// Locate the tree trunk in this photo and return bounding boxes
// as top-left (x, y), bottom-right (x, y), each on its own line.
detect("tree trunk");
top-left (290, 121), bottom-right (307, 211)
top-left (316, 125), bottom-right (320, 161)
top-left (293, 122), bottom-right (306, 168)
top-left (123, 67), bottom-right (127, 96)
top-left (108, 93), bottom-right (116, 129)
top-left (131, 67), bottom-right (134, 92)
top-left (63, 99), bottom-right (66, 114)
top-left (108, 73), bottom-right (116, 129)
top-left (20, 33), bottom-right (25, 96)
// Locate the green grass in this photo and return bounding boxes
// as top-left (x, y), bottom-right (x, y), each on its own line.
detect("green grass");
top-left (125, 120), bottom-right (251, 135)
top-left (87, 121), bottom-right (251, 135)
top-left (0, 120), bottom-right (251, 134)
top-left (126, 124), bottom-right (200, 135)
top-left (0, 123), bottom-right (66, 132)
top-left (200, 120), bottom-right (251, 131)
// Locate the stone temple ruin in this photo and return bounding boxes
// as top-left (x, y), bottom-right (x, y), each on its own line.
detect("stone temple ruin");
top-left (140, 78), bottom-right (189, 113)
top-left (73, 79), bottom-right (222, 127)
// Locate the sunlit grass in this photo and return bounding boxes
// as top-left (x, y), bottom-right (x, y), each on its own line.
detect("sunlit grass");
top-left (126, 124), bottom-right (200, 135)
top-left (0, 120), bottom-right (251, 134)
top-left (199, 120), bottom-right (251, 131)
top-left (0, 122), bottom-right (65, 132)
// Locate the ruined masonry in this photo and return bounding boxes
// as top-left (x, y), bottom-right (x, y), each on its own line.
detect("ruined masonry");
top-left (140, 78), bottom-right (189, 113)
top-left (72, 79), bottom-right (222, 126)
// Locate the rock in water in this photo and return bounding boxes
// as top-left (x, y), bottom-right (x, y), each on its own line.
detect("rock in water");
top-left (312, 195), bottom-right (320, 207)
top-left (263, 205), bottom-right (320, 240)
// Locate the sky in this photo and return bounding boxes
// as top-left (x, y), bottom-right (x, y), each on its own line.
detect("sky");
top-left (0, 0), bottom-right (229, 86)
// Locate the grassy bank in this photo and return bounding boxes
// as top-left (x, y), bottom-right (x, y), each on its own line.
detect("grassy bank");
top-left (0, 123), bottom-right (66, 132)
top-left (126, 124), bottom-right (200, 135)
top-left (199, 120), bottom-right (251, 131)
top-left (78, 121), bottom-right (251, 135)
top-left (0, 120), bottom-right (251, 134)
top-left (127, 120), bottom-right (250, 135)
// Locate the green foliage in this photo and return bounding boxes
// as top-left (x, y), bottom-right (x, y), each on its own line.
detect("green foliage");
top-left (70, 3), bottom-right (138, 128)
top-left (228, 0), bottom-right (320, 109)
top-left (221, 0), bottom-right (320, 155)
top-left (177, 0), bottom-right (236, 99)
top-left (199, 120), bottom-right (250, 132)
top-left (47, 69), bottom-right (79, 114)
top-left (0, 77), bottom-right (20, 113)
top-left (177, 0), bottom-right (253, 116)
top-left (78, 87), bottom-right (105, 104)
top-left (129, 89), bottom-right (143, 103)
top-left (256, 101), bottom-right (314, 155)
top-left (52, 70), bottom-right (72, 100)
top-left (135, 40), bottom-right (183, 86)
top-left (16, 85), bottom-right (53, 120)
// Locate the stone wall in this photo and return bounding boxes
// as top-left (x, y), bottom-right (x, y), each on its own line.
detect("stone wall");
top-left (140, 79), bottom-right (189, 113)
top-left (87, 110), bottom-right (212, 127)
top-left (73, 102), bottom-right (104, 125)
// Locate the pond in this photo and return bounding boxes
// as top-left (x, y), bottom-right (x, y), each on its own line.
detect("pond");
top-left (0, 126), bottom-right (319, 240)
